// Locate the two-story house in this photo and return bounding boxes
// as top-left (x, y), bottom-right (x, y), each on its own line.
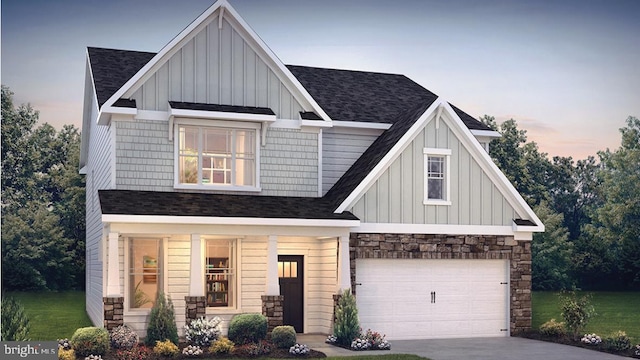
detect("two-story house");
top-left (80, 0), bottom-right (543, 340)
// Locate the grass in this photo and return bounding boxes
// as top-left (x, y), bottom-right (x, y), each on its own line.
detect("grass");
top-left (532, 291), bottom-right (640, 342)
top-left (5, 291), bottom-right (93, 340)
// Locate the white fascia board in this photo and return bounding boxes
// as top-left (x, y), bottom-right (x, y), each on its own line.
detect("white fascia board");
top-left (512, 222), bottom-right (544, 233)
top-left (301, 120), bottom-right (332, 128)
top-left (170, 108), bottom-right (277, 123)
top-left (335, 98), bottom-right (444, 213)
top-left (439, 102), bottom-right (545, 231)
top-left (102, 214), bottom-right (360, 228)
top-left (332, 121), bottom-right (392, 130)
top-left (354, 223), bottom-right (517, 236)
top-left (471, 129), bottom-right (502, 138)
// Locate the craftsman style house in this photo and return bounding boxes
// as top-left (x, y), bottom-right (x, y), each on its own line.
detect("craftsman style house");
top-left (81, 0), bottom-right (543, 340)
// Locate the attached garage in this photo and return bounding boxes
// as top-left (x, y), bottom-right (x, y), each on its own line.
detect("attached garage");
top-left (356, 258), bottom-right (510, 340)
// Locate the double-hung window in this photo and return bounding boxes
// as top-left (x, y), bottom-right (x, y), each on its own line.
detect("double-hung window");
top-left (177, 124), bottom-right (258, 190)
top-left (423, 148), bottom-right (452, 205)
top-left (205, 239), bottom-right (236, 308)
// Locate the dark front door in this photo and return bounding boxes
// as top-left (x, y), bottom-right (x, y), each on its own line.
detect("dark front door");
top-left (278, 255), bottom-right (303, 332)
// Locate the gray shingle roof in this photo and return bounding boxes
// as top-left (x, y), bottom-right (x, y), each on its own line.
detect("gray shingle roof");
top-left (169, 101), bottom-right (275, 115)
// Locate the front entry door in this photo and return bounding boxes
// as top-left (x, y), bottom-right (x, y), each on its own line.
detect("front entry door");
top-left (278, 255), bottom-right (303, 332)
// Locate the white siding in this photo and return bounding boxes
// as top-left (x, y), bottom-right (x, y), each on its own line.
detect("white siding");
top-left (351, 118), bottom-right (517, 225)
top-left (322, 128), bottom-right (381, 195)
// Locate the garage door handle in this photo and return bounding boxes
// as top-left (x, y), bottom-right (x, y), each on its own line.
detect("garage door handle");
top-left (430, 291), bottom-right (436, 303)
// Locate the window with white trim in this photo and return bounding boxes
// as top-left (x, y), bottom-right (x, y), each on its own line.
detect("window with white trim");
top-left (423, 148), bottom-right (452, 205)
top-left (177, 125), bottom-right (257, 189)
top-left (205, 239), bottom-right (236, 308)
top-left (129, 238), bottom-right (163, 309)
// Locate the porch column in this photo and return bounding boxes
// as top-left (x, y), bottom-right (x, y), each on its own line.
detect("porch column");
top-left (337, 235), bottom-right (351, 292)
top-left (106, 232), bottom-right (121, 296)
top-left (265, 235), bottom-right (279, 295)
top-left (186, 233), bottom-right (206, 323)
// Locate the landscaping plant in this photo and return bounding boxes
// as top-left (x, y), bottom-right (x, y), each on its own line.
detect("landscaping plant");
top-left (113, 346), bottom-right (151, 360)
top-left (539, 318), bottom-right (567, 337)
top-left (289, 343), bottom-right (310, 356)
top-left (70, 327), bottom-right (109, 357)
top-left (109, 324), bottom-right (139, 349)
top-left (581, 333), bottom-right (602, 345)
top-left (184, 316), bottom-right (222, 347)
top-left (270, 325), bottom-right (296, 349)
top-left (182, 345), bottom-right (203, 357)
top-left (333, 289), bottom-right (360, 346)
top-left (603, 330), bottom-right (632, 352)
top-left (227, 313), bottom-right (268, 344)
top-left (232, 340), bottom-right (271, 357)
top-left (57, 348), bottom-right (75, 360)
top-left (145, 292), bottom-right (179, 346)
top-left (1, 296), bottom-right (31, 341)
top-left (209, 337), bottom-right (235, 354)
top-left (153, 340), bottom-right (179, 357)
top-left (559, 291), bottom-right (595, 339)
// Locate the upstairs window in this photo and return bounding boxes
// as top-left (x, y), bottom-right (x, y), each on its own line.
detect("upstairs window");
top-left (423, 148), bottom-right (452, 205)
top-left (177, 124), bottom-right (258, 190)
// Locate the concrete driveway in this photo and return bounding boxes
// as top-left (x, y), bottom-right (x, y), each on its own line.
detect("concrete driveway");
top-left (299, 335), bottom-right (634, 360)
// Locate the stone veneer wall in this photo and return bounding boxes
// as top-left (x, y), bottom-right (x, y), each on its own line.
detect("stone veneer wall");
top-left (185, 296), bottom-right (206, 325)
top-left (261, 295), bottom-right (284, 332)
top-left (103, 297), bottom-right (124, 330)
top-left (349, 233), bottom-right (532, 334)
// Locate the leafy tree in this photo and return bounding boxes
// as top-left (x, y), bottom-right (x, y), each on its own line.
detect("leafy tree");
top-left (531, 201), bottom-right (574, 290)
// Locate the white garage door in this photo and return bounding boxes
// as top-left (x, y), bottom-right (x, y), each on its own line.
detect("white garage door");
top-left (356, 259), bottom-right (509, 340)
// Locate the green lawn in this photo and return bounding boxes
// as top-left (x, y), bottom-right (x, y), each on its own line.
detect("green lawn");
top-left (532, 291), bottom-right (640, 342)
top-left (5, 291), bottom-right (93, 340)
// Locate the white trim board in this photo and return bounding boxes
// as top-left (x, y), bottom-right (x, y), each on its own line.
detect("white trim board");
top-left (353, 222), bottom-right (537, 239)
top-left (103, 214), bottom-right (359, 228)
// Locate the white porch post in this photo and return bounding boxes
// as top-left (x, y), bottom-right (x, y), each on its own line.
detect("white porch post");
top-left (337, 235), bottom-right (351, 292)
top-left (189, 233), bottom-right (205, 296)
top-left (106, 232), bottom-right (121, 296)
top-left (265, 235), bottom-right (280, 295)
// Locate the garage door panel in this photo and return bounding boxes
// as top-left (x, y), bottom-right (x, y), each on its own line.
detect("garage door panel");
top-left (356, 259), bottom-right (508, 340)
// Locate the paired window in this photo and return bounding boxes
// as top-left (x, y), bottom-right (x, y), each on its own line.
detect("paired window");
top-left (423, 148), bottom-right (451, 205)
top-left (205, 239), bottom-right (236, 308)
top-left (129, 239), bottom-right (162, 309)
top-left (177, 125), bottom-right (257, 189)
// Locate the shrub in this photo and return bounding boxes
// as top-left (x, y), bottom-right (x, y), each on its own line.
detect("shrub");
top-left (1, 296), bottom-right (30, 341)
top-left (271, 325), bottom-right (296, 348)
top-left (184, 316), bottom-right (222, 347)
top-left (145, 292), bottom-right (179, 346)
top-left (581, 333), bottom-right (602, 345)
top-left (559, 291), bottom-right (595, 339)
top-left (58, 338), bottom-right (72, 351)
top-left (289, 343), bottom-right (310, 356)
top-left (209, 337), bottom-right (235, 354)
top-left (71, 327), bottom-right (109, 356)
top-left (110, 324), bottom-right (139, 349)
top-left (228, 313), bottom-right (268, 344)
top-left (539, 318), bottom-right (567, 337)
top-left (181, 345), bottom-right (203, 357)
top-left (362, 328), bottom-right (390, 349)
top-left (333, 289), bottom-right (360, 346)
top-left (232, 340), bottom-right (271, 358)
top-left (114, 346), bottom-right (151, 360)
top-left (351, 338), bottom-right (371, 351)
top-left (153, 339), bottom-right (179, 357)
top-left (58, 348), bottom-right (75, 360)
top-left (603, 331), bottom-right (632, 352)
top-left (84, 355), bottom-right (103, 360)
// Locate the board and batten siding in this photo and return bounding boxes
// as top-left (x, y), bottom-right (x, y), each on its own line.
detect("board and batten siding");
top-left (351, 119), bottom-right (517, 225)
top-left (322, 129), bottom-right (381, 195)
top-left (131, 15), bottom-right (304, 120)
top-left (114, 121), bottom-right (318, 197)
top-left (85, 92), bottom-right (114, 327)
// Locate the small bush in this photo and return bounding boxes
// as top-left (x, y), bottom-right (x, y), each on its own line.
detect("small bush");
top-left (57, 338), bottom-right (72, 351)
top-left (145, 292), bottom-right (179, 346)
top-left (559, 291), bottom-right (595, 339)
top-left (84, 355), bottom-right (103, 360)
top-left (114, 346), bottom-right (151, 360)
top-left (271, 325), bottom-right (296, 348)
top-left (181, 345), bottom-right (203, 357)
top-left (209, 337), bottom-right (235, 354)
top-left (289, 343), bottom-right (310, 356)
top-left (362, 328), bottom-right (390, 349)
top-left (581, 333), bottom-right (602, 345)
top-left (58, 348), bottom-right (75, 360)
top-left (334, 289), bottom-right (360, 346)
top-left (232, 340), bottom-right (271, 358)
top-left (184, 316), bottom-right (222, 347)
top-left (1, 297), bottom-right (31, 341)
top-left (539, 319), bottom-right (567, 337)
top-left (153, 340), bottom-right (179, 357)
top-left (603, 331), bottom-right (632, 352)
top-left (228, 313), bottom-right (268, 345)
top-left (351, 338), bottom-right (371, 351)
top-left (110, 324), bottom-right (139, 349)
top-left (71, 327), bottom-right (109, 356)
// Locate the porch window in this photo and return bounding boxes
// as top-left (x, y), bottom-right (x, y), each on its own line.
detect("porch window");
top-left (423, 148), bottom-right (452, 205)
top-left (129, 238), bottom-right (162, 309)
top-left (178, 125), bottom-right (257, 189)
top-left (205, 239), bottom-right (235, 308)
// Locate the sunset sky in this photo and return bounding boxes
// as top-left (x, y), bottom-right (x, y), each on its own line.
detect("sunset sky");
top-left (2, 0), bottom-right (639, 159)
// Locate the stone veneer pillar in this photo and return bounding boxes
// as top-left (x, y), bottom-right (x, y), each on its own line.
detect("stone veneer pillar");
top-left (261, 295), bottom-right (284, 332)
top-left (103, 297), bottom-right (124, 330)
top-left (185, 296), bottom-right (206, 324)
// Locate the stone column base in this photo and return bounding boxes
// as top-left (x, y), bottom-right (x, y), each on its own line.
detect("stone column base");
top-left (261, 295), bottom-right (284, 332)
top-left (103, 297), bottom-right (124, 330)
top-left (185, 296), bottom-right (206, 324)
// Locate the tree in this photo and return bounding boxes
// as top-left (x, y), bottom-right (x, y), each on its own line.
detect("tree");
top-left (531, 201), bottom-right (574, 290)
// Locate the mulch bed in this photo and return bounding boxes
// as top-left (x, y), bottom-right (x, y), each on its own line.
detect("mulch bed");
top-left (99, 345), bottom-right (326, 360)
top-left (517, 332), bottom-right (640, 359)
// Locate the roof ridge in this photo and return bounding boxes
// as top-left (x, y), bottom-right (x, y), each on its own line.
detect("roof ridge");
top-left (87, 46), bottom-right (157, 55)
top-left (286, 64), bottom-right (410, 78)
